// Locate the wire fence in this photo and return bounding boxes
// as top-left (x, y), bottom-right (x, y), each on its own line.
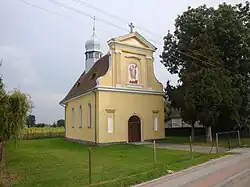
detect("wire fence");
top-left (82, 141), bottom-right (217, 187)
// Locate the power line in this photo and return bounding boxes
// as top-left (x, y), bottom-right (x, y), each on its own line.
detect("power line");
top-left (18, 0), bottom-right (121, 36)
top-left (48, 0), bottom-right (128, 32)
top-left (68, 0), bottom-right (163, 39)
top-left (19, 0), bottom-right (67, 18)
top-left (18, 0), bottom-right (250, 77)
top-left (19, 0), bottom-right (162, 46)
top-left (48, 0), bottom-right (163, 46)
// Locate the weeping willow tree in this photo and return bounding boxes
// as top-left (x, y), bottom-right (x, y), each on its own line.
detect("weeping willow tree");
top-left (0, 63), bottom-right (32, 185)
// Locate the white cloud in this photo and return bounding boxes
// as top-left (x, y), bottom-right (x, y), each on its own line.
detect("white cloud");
top-left (0, 0), bottom-right (246, 124)
top-left (31, 91), bottom-right (65, 124)
top-left (0, 45), bottom-right (38, 90)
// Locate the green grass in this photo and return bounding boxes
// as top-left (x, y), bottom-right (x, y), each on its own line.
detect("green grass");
top-left (6, 138), bottom-right (224, 187)
top-left (157, 136), bottom-right (250, 148)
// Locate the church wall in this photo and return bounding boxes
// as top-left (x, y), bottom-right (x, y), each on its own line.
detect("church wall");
top-left (65, 92), bottom-right (97, 142)
top-left (97, 90), bottom-right (165, 143)
top-left (98, 43), bottom-right (163, 93)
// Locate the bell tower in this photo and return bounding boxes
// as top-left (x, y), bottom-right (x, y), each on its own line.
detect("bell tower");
top-left (85, 17), bottom-right (103, 73)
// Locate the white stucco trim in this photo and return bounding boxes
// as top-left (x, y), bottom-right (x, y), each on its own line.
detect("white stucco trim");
top-left (115, 50), bottom-right (122, 54)
top-left (125, 55), bottom-right (142, 61)
top-left (110, 42), bottom-right (155, 53)
top-left (62, 88), bottom-right (96, 104)
top-left (126, 84), bottom-right (143, 88)
top-left (145, 56), bottom-right (153, 60)
top-left (61, 86), bottom-right (164, 104)
top-left (107, 31), bottom-right (157, 51)
top-left (97, 86), bottom-right (164, 95)
top-left (115, 84), bottom-right (122, 88)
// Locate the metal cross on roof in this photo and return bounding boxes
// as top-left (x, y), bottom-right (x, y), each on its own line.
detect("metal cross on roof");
top-left (128, 22), bottom-right (135, 33)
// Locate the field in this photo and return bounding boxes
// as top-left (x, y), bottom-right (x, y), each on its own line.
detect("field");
top-left (5, 138), bottom-right (223, 187)
top-left (22, 127), bottom-right (65, 133)
top-left (21, 127), bottom-right (65, 140)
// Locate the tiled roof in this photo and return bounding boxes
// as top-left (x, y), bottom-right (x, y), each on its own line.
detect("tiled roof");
top-left (60, 54), bottom-right (109, 104)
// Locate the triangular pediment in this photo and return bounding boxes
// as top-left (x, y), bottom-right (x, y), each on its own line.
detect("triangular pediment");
top-left (108, 32), bottom-right (157, 51)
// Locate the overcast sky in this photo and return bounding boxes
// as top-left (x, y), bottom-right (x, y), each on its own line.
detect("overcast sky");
top-left (0, 0), bottom-right (245, 124)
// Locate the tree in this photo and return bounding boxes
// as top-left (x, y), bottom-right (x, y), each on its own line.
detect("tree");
top-left (161, 2), bottom-right (250, 141)
top-left (26, 115), bottom-right (36, 128)
top-left (52, 122), bottom-right (57, 127)
top-left (57, 119), bottom-right (65, 127)
top-left (0, 63), bottom-right (32, 184)
top-left (165, 81), bottom-right (198, 140)
top-left (35, 123), bottom-right (45, 128)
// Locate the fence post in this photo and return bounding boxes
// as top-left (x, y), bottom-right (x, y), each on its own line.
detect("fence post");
top-left (227, 135), bottom-right (231, 150)
top-left (216, 133), bottom-right (219, 156)
top-left (237, 130), bottom-right (241, 147)
top-left (88, 142), bottom-right (92, 184)
top-left (153, 140), bottom-right (156, 169)
top-left (189, 136), bottom-right (193, 161)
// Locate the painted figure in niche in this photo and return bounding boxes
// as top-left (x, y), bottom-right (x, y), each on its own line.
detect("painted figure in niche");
top-left (128, 63), bottom-right (138, 84)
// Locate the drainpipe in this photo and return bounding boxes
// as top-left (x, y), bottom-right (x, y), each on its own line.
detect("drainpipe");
top-left (93, 89), bottom-right (97, 144)
top-left (59, 103), bottom-right (66, 136)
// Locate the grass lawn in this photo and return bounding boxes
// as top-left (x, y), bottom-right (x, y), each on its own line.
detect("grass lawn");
top-left (6, 138), bottom-right (224, 187)
top-left (157, 136), bottom-right (250, 148)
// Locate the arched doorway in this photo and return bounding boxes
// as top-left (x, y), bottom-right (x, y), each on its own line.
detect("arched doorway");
top-left (128, 115), bottom-right (141, 142)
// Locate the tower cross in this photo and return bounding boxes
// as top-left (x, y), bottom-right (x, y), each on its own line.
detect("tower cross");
top-left (128, 22), bottom-right (135, 33)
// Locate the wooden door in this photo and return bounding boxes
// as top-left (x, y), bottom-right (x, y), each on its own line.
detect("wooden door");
top-left (128, 115), bottom-right (141, 142)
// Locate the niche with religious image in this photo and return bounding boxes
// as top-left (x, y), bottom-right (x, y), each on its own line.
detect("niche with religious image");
top-left (128, 63), bottom-right (139, 84)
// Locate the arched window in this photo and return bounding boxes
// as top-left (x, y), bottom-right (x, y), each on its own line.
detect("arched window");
top-left (78, 105), bottom-right (82, 128)
top-left (87, 103), bottom-right (91, 128)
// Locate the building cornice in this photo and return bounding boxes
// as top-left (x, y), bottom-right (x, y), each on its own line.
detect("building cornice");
top-left (109, 41), bottom-right (155, 53)
top-left (60, 86), bottom-right (164, 105)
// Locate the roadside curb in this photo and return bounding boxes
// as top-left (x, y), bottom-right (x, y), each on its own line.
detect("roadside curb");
top-left (214, 168), bottom-right (250, 187)
top-left (133, 154), bottom-right (234, 187)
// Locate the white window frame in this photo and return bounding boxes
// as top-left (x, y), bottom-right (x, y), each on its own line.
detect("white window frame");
top-left (79, 105), bottom-right (82, 128)
top-left (108, 115), bottom-right (113, 133)
top-left (71, 108), bottom-right (74, 128)
top-left (154, 115), bottom-right (158, 131)
top-left (87, 104), bottom-right (91, 128)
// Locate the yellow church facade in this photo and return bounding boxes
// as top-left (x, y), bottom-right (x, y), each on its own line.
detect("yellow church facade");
top-left (60, 31), bottom-right (165, 144)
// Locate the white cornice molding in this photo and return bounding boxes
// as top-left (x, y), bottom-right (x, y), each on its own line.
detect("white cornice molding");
top-left (114, 50), bottom-right (122, 54)
top-left (109, 41), bottom-right (155, 53)
top-left (126, 83), bottom-right (143, 88)
top-left (61, 85), bottom-right (164, 104)
top-left (125, 55), bottom-right (142, 61)
top-left (146, 56), bottom-right (153, 60)
top-left (97, 86), bottom-right (164, 96)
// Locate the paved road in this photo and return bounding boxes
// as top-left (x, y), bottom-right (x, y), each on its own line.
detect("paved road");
top-left (219, 169), bottom-right (250, 187)
top-left (133, 148), bottom-right (250, 187)
top-left (228, 174), bottom-right (250, 187)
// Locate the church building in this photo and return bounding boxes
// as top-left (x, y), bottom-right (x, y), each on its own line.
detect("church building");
top-left (60, 25), bottom-right (165, 143)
